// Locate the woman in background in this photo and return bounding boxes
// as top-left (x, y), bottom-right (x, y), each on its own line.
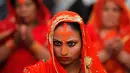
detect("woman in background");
top-left (0, 0), bottom-right (50, 73)
top-left (87, 0), bottom-right (130, 73)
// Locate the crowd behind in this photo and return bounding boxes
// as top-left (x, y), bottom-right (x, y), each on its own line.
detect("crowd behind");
top-left (0, 0), bottom-right (130, 73)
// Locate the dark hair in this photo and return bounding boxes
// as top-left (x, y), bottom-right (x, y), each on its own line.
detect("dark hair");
top-left (55, 22), bottom-right (82, 40)
top-left (10, 0), bottom-right (39, 8)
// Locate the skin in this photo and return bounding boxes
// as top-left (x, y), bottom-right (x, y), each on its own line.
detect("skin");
top-left (53, 23), bottom-right (82, 73)
top-left (101, 0), bottom-right (121, 29)
top-left (15, 0), bottom-right (37, 24)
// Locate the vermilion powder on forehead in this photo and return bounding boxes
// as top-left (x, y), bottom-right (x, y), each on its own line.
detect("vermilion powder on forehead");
top-left (18, 0), bottom-right (25, 4)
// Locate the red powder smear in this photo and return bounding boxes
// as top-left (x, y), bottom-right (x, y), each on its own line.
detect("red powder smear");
top-left (18, 0), bottom-right (25, 4)
top-left (56, 23), bottom-right (73, 42)
top-left (56, 23), bottom-right (73, 54)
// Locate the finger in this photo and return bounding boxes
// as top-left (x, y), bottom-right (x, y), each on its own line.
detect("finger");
top-left (21, 25), bottom-right (27, 34)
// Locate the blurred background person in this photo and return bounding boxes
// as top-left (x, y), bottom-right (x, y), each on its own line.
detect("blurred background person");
top-left (87, 0), bottom-right (130, 73)
top-left (0, 0), bottom-right (51, 73)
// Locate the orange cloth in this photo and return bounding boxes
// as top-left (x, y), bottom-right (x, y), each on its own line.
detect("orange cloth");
top-left (23, 11), bottom-right (106, 73)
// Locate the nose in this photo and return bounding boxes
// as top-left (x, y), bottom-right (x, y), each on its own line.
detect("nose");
top-left (61, 43), bottom-right (69, 56)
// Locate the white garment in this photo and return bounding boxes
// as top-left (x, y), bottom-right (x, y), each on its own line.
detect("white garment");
top-left (126, 0), bottom-right (130, 9)
top-left (54, 0), bottom-right (96, 13)
top-left (54, 0), bottom-right (76, 13)
top-left (82, 0), bottom-right (96, 6)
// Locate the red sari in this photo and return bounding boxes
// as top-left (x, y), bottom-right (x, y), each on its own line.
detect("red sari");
top-left (87, 0), bottom-right (130, 73)
top-left (23, 11), bottom-right (106, 73)
top-left (0, 0), bottom-right (51, 73)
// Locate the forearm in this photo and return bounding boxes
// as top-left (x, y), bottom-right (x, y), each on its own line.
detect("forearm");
top-left (28, 41), bottom-right (50, 60)
top-left (0, 29), bottom-right (14, 41)
top-left (117, 50), bottom-right (130, 69)
top-left (0, 39), bottom-right (15, 65)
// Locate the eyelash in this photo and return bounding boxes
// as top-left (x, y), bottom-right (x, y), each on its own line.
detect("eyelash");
top-left (67, 42), bottom-right (77, 47)
top-left (53, 41), bottom-right (77, 47)
top-left (53, 41), bottom-right (62, 46)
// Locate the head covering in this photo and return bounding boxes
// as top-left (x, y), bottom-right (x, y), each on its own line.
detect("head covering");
top-left (6, 0), bottom-right (50, 24)
top-left (88, 0), bottom-right (130, 30)
top-left (48, 11), bottom-right (106, 73)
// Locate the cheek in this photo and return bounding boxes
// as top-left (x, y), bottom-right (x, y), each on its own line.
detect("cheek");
top-left (54, 46), bottom-right (61, 56)
top-left (102, 12), bottom-right (108, 23)
top-left (102, 11), bottom-right (109, 21)
top-left (16, 8), bottom-right (21, 16)
top-left (113, 13), bottom-right (120, 20)
top-left (70, 44), bottom-right (81, 58)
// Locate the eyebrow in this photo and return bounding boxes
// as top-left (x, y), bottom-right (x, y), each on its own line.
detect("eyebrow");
top-left (53, 39), bottom-right (61, 42)
top-left (67, 39), bottom-right (78, 42)
top-left (53, 39), bottom-right (78, 42)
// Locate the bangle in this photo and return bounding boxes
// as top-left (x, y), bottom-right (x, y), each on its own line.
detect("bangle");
top-left (5, 39), bottom-right (16, 50)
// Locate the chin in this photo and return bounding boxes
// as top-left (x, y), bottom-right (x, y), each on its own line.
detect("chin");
top-left (59, 60), bottom-right (73, 66)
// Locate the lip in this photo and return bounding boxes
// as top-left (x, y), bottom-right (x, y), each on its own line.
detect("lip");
top-left (58, 57), bottom-right (71, 61)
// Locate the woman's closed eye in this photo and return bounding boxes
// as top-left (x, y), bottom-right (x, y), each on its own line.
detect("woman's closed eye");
top-left (67, 41), bottom-right (77, 47)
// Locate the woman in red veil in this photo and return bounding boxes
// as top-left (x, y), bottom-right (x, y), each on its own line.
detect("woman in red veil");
top-left (0, 0), bottom-right (51, 73)
top-left (23, 11), bottom-right (106, 73)
top-left (87, 0), bottom-right (130, 73)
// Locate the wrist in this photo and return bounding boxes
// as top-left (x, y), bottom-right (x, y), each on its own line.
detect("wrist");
top-left (24, 37), bottom-right (34, 48)
top-left (117, 50), bottom-right (129, 65)
top-left (29, 41), bottom-right (41, 53)
top-left (99, 49), bottom-right (111, 63)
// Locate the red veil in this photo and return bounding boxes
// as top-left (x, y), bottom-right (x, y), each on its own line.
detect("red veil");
top-left (24, 11), bottom-right (106, 73)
